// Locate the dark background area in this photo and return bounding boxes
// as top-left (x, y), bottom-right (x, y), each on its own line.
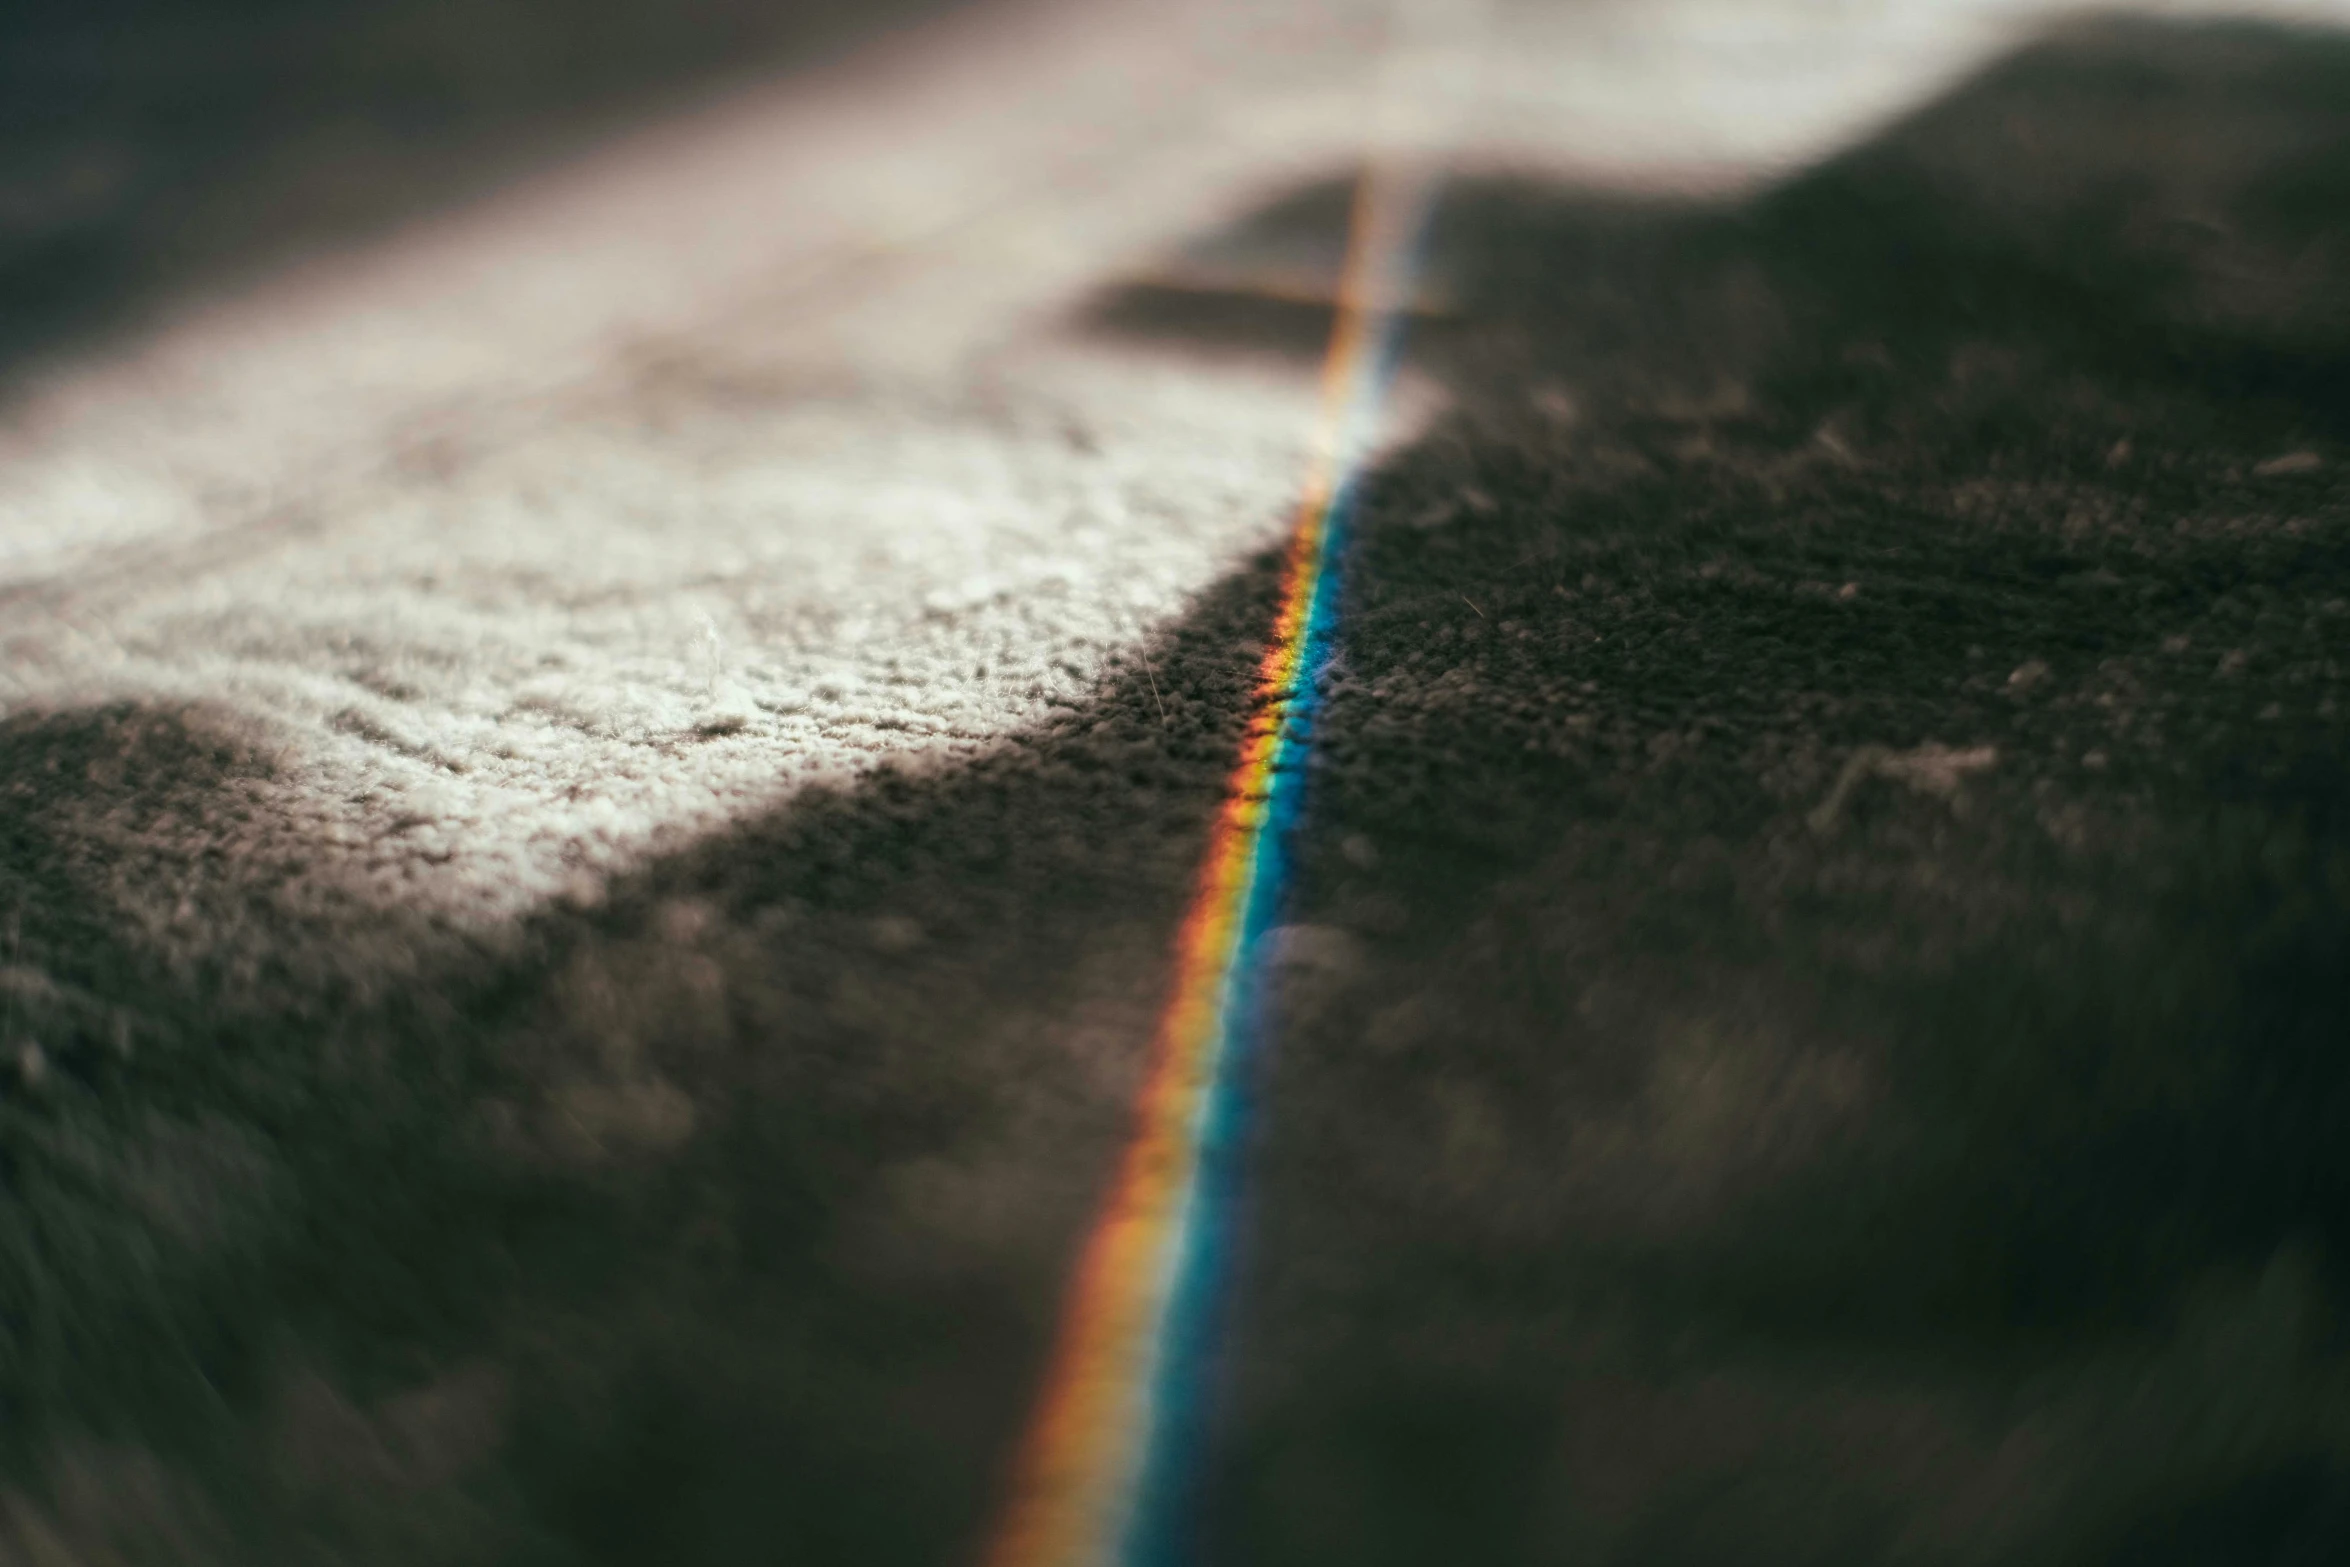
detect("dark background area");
top-left (0, 0), bottom-right (955, 378)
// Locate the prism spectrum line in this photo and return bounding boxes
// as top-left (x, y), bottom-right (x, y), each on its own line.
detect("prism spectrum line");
top-left (983, 164), bottom-right (1437, 1567)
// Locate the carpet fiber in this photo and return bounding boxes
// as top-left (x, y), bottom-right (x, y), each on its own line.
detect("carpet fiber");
top-left (3, 2), bottom-right (2349, 1562)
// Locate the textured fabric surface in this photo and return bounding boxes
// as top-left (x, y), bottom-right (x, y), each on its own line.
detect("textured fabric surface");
top-left (3, 2), bottom-right (2350, 1562)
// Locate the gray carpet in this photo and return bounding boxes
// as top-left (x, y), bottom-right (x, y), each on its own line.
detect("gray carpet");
top-left (3, 2), bottom-right (2349, 1562)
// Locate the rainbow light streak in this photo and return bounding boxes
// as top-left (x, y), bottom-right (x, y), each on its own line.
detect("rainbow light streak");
top-left (983, 165), bottom-right (1437, 1567)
